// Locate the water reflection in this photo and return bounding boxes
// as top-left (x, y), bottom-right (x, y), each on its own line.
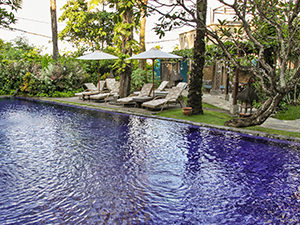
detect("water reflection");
top-left (0, 98), bottom-right (299, 224)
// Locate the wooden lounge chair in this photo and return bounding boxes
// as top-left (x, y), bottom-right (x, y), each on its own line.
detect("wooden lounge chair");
top-left (176, 82), bottom-right (187, 90)
top-left (156, 80), bottom-right (169, 92)
top-left (142, 86), bottom-right (184, 111)
top-left (117, 83), bottom-right (153, 106)
top-left (75, 82), bottom-right (104, 99)
top-left (155, 81), bottom-right (187, 97)
top-left (89, 80), bottom-right (120, 102)
top-left (82, 78), bottom-right (116, 100)
top-left (81, 80), bottom-right (106, 100)
top-left (105, 78), bottom-right (117, 92)
top-left (134, 80), bottom-right (169, 95)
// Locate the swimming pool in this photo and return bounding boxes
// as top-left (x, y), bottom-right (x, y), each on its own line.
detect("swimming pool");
top-left (0, 98), bottom-right (299, 224)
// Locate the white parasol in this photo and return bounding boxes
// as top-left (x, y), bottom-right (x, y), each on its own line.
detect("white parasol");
top-left (128, 48), bottom-right (182, 96)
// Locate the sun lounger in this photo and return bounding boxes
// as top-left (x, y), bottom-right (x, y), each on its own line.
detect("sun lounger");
top-left (75, 82), bottom-right (104, 99)
top-left (157, 80), bottom-right (169, 92)
top-left (117, 83), bottom-right (153, 106)
top-left (105, 78), bottom-right (117, 91)
top-left (75, 83), bottom-right (97, 97)
top-left (89, 80), bottom-right (120, 102)
top-left (81, 80), bottom-right (106, 100)
top-left (176, 82), bottom-right (187, 90)
top-left (142, 86), bottom-right (184, 111)
top-left (155, 81), bottom-right (187, 97)
top-left (133, 80), bottom-right (169, 95)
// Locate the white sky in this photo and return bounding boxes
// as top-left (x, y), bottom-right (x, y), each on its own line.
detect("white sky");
top-left (0, 0), bottom-right (223, 54)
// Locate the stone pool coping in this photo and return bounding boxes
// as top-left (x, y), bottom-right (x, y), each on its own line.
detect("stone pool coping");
top-left (2, 96), bottom-right (300, 144)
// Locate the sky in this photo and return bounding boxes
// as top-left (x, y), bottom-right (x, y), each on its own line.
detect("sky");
top-left (0, 0), bottom-right (223, 54)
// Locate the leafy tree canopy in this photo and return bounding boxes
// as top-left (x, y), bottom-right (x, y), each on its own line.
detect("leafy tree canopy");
top-left (205, 0), bottom-right (300, 127)
top-left (0, 0), bottom-right (22, 28)
top-left (59, 0), bottom-right (115, 50)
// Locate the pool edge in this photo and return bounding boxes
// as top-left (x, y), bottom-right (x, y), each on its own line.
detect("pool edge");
top-left (8, 96), bottom-right (300, 145)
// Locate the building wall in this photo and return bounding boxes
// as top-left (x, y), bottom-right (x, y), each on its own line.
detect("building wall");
top-left (179, 30), bottom-right (196, 50)
top-left (179, 5), bottom-right (240, 50)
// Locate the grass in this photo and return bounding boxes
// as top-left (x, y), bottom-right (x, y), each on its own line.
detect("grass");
top-left (158, 104), bottom-right (300, 139)
top-left (202, 102), bottom-right (222, 110)
top-left (274, 104), bottom-right (300, 120)
top-left (244, 126), bottom-right (300, 138)
top-left (157, 107), bottom-right (232, 126)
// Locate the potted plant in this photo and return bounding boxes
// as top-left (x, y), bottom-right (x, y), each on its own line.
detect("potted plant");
top-left (182, 106), bottom-right (192, 116)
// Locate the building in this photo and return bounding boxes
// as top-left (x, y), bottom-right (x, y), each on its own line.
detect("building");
top-left (179, 5), bottom-right (240, 50)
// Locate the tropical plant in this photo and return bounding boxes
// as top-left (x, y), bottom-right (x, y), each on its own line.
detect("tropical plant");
top-left (90, 0), bottom-right (142, 97)
top-left (130, 66), bottom-right (154, 91)
top-left (38, 60), bottom-right (87, 94)
top-left (0, 38), bottom-right (88, 97)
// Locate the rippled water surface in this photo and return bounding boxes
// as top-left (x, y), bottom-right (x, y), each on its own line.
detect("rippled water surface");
top-left (0, 98), bottom-right (300, 224)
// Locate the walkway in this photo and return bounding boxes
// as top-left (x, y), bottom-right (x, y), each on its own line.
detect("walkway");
top-left (202, 93), bottom-right (300, 133)
top-left (48, 94), bottom-right (300, 133)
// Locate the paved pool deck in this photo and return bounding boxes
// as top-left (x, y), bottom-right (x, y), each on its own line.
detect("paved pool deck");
top-left (47, 94), bottom-right (300, 134)
top-left (202, 93), bottom-right (300, 133)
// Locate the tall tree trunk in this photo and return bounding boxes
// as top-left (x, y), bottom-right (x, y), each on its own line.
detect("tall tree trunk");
top-left (139, 0), bottom-right (148, 70)
top-left (50, 0), bottom-right (59, 60)
top-left (224, 93), bottom-right (283, 127)
top-left (187, 0), bottom-right (207, 115)
top-left (119, 7), bottom-right (133, 98)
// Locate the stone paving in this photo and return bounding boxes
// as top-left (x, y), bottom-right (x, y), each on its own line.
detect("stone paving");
top-left (202, 93), bottom-right (300, 133)
top-left (49, 93), bottom-right (300, 134)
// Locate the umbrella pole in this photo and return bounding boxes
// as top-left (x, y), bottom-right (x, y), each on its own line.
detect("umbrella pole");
top-left (152, 59), bottom-right (155, 97)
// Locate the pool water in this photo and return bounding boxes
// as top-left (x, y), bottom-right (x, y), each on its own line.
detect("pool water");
top-left (0, 98), bottom-right (299, 224)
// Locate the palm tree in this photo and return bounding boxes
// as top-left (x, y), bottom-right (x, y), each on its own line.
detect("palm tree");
top-left (139, 0), bottom-right (148, 70)
top-left (50, 0), bottom-right (59, 60)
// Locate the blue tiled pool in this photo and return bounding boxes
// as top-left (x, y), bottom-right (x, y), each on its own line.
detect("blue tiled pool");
top-left (0, 98), bottom-right (299, 224)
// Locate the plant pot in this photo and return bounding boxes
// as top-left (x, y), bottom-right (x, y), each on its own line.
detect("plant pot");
top-left (182, 107), bottom-right (192, 116)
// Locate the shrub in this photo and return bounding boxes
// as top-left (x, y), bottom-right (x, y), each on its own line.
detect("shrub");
top-left (39, 60), bottom-right (88, 95)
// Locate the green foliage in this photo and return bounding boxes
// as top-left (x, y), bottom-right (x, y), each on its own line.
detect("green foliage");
top-left (0, 37), bottom-right (52, 67)
top-left (130, 67), bottom-right (155, 91)
top-left (131, 68), bottom-right (145, 91)
top-left (59, 0), bottom-right (115, 50)
top-left (0, 0), bottom-right (21, 28)
top-left (0, 59), bottom-right (30, 95)
top-left (173, 42), bottom-right (254, 66)
top-left (38, 60), bottom-right (88, 95)
top-left (172, 48), bottom-right (193, 59)
top-left (20, 72), bottom-right (37, 94)
top-left (274, 104), bottom-right (300, 120)
top-left (51, 90), bottom-right (80, 98)
top-left (0, 38), bottom-right (89, 97)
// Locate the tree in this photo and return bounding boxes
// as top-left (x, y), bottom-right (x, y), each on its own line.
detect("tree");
top-left (139, 0), bottom-right (148, 70)
top-left (90, 0), bottom-right (141, 98)
top-left (147, 0), bottom-right (207, 115)
top-left (206, 0), bottom-right (300, 127)
top-left (50, 0), bottom-right (59, 60)
top-left (0, 0), bottom-right (22, 28)
top-left (59, 0), bottom-right (115, 50)
top-left (112, 0), bottom-right (139, 97)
